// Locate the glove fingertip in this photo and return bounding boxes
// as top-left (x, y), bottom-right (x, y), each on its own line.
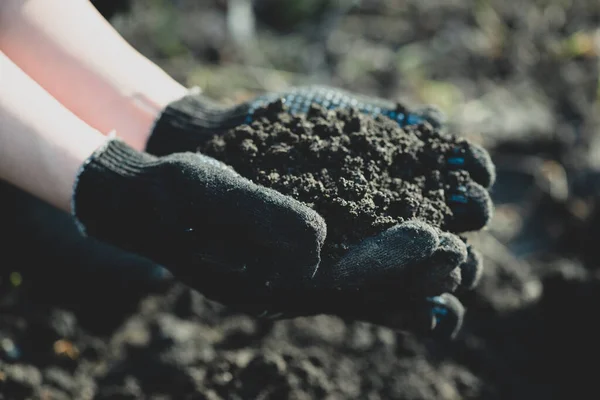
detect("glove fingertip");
top-left (426, 293), bottom-right (465, 340)
top-left (416, 105), bottom-right (447, 129)
top-left (459, 245), bottom-right (483, 291)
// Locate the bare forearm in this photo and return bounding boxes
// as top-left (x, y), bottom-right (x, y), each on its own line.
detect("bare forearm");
top-left (0, 52), bottom-right (108, 212)
top-left (0, 0), bottom-right (186, 150)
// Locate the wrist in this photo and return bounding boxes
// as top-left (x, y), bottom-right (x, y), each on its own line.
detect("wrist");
top-left (71, 138), bottom-right (158, 236)
top-left (121, 81), bottom-right (188, 152)
top-left (145, 88), bottom-right (249, 156)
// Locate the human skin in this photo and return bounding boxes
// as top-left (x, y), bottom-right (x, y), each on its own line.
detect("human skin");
top-left (0, 52), bottom-right (108, 212)
top-left (0, 0), bottom-right (187, 151)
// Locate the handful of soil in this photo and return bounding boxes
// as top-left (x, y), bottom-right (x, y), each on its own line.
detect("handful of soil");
top-left (200, 100), bottom-right (471, 265)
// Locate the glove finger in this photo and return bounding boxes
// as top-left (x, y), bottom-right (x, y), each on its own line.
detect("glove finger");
top-left (380, 293), bottom-right (465, 340)
top-left (415, 231), bottom-right (468, 296)
top-left (418, 235), bottom-right (484, 295)
top-left (445, 180), bottom-right (494, 233)
top-left (425, 293), bottom-right (465, 339)
top-left (321, 220), bottom-right (441, 289)
top-left (341, 293), bottom-right (465, 340)
top-left (458, 244), bottom-right (483, 291)
top-left (446, 142), bottom-right (496, 189)
top-left (413, 104), bottom-right (447, 130)
top-left (254, 291), bottom-right (465, 340)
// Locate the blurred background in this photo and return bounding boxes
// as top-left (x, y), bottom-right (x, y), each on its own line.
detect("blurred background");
top-left (1, 0), bottom-right (599, 399)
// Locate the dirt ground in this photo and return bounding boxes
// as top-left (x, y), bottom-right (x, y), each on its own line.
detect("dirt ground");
top-left (1, 1), bottom-right (599, 399)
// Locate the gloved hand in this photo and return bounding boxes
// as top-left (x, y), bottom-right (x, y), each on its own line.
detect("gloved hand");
top-left (72, 139), bottom-right (482, 339)
top-left (146, 85), bottom-right (446, 157)
top-left (142, 84), bottom-right (496, 338)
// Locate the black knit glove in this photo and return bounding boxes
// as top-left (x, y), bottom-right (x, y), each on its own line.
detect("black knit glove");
top-left (72, 139), bottom-right (471, 338)
top-left (146, 85), bottom-right (445, 156)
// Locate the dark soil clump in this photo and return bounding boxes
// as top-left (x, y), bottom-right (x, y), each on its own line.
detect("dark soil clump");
top-left (201, 100), bottom-right (470, 263)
